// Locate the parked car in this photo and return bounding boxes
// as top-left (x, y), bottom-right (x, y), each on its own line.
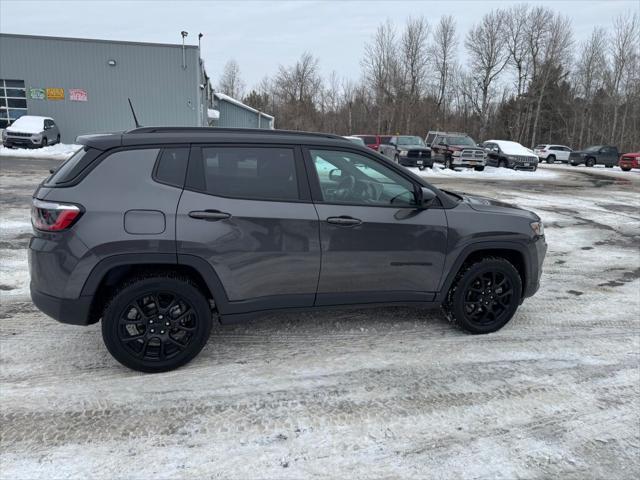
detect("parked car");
top-left (353, 134), bottom-right (392, 152)
top-left (429, 132), bottom-right (486, 171)
top-left (343, 135), bottom-right (366, 146)
top-left (483, 140), bottom-right (540, 171)
top-left (569, 145), bottom-right (620, 167)
top-left (379, 135), bottom-right (433, 169)
top-left (618, 152), bottom-right (640, 171)
top-left (533, 144), bottom-right (573, 163)
top-left (2, 116), bottom-right (60, 148)
top-left (30, 127), bottom-right (546, 372)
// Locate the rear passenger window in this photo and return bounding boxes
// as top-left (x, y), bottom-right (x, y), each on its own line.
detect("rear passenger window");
top-left (154, 147), bottom-right (189, 187)
top-left (194, 147), bottom-right (299, 201)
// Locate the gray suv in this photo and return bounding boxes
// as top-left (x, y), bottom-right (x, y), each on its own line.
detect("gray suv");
top-left (3, 115), bottom-right (60, 148)
top-left (30, 127), bottom-right (547, 372)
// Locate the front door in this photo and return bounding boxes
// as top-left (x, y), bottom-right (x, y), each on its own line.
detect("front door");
top-left (305, 147), bottom-right (448, 306)
top-left (177, 145), bottom-right (321, 313)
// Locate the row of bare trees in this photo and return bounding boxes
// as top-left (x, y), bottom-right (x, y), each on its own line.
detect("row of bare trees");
top-left (216, 5), bottom-right (639, 151)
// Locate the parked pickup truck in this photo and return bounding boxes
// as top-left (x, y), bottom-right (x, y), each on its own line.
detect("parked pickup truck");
top-left (379, 135), bottom-right (433, 169)
top-left (429, 132), bottom-right (486, 171)
top-left (619, 152), bottom-right (640, 171)
top-left (569, 145), bottom-right (619, 167)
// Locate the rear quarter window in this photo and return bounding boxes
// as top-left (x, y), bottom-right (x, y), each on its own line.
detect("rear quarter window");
top-left (44, 146), bottom-right (101, 186)
top-left (153, 147), bottom-right (189, 187)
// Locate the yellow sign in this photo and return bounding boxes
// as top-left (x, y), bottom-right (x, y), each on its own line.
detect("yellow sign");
top-left (46, 88), bottom-right (64, 100)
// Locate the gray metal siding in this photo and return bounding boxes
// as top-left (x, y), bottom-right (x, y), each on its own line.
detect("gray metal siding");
top-left (0, 34), bottom-right (203, 142)
top-left (216, 100), bottom-right (273, 129)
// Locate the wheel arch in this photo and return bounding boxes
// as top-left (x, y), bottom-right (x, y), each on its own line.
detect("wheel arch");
top-left (437, 243), bottom-right (529, 302)
top-left (82, 253), bottom-right (230, 324)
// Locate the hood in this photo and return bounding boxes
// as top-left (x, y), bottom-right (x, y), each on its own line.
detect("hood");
top-left (6, 116), bottom-right (47, 134)
top-left (449, 144), bottom-right (483, 151)
top-left (460, 193), bottom-right (539, 220)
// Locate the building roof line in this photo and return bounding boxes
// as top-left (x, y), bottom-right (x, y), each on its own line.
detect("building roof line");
top-left (213, 92), bottom-right (275, 120)
top-left (0, 32), bottom-right (199, 50)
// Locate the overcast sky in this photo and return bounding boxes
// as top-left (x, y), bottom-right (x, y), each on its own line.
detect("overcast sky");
top-left (2, 0), bottom-right (637, 90)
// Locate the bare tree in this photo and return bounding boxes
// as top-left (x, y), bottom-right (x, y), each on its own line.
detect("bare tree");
top-left (608, 12), bottom-right (639, 143)
top-left (503, 4), bottom-right (530, 141)
top-left (218, 60), bottom-right (245, 99)
top-left (400, 17), bottom-right (430, 131)
top-left (528, 12), bottom-right (573, 148)
top-left (274, 52), bottom-right (322, 130)
top-left (431, 15), bottom-right (457, 126)
top-left (465, 9), bottom-right (510, 139)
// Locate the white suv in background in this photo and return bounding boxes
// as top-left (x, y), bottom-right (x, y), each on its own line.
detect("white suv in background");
top-left (534, 144), bottom-right (573, 163)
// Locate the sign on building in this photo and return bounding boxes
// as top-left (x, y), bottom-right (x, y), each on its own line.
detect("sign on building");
top-left (69, 88), bottom-right (88, 102)
top-left (46, 88), bottom-right (64, 100)
top-left (29, 88), bottom-right (45, 100)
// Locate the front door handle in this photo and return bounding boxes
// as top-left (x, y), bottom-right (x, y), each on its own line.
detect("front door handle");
top-left (326, 216), bottom-right (362, 226)
top-left (188, 210), bottom-right (231, 221)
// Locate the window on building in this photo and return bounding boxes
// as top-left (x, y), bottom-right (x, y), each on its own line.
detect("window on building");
top-left (0, 79), bottom-right (27, 128)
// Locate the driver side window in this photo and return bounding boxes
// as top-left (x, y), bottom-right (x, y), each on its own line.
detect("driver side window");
top-left (309, 149), bottom-right (417, 207)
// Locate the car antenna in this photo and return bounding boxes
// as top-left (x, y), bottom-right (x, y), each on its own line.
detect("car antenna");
top-left (128, 98), bottom-right (142, 128)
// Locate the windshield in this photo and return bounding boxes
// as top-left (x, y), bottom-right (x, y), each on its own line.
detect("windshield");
top-left (397, 136), bottom-right (425, 146)
top-left (443, 135), bottom-right (475, 146)
top-left (585, 145), bottom-right (603, 151)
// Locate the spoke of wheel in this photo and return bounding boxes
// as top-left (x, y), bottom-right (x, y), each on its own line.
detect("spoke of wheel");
top-left (139, 337), bottom-right (150, 358)
top-left (167, 336), bottom-right (187, 349)
top-left (159, 341), bottom-right (167, 361)
top-left (121, 333), bottom-right (145, 343)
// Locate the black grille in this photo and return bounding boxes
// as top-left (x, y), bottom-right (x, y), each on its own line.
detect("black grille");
top-left (7, 132), bottom-right (32, 138)
top-left (407, 150), bottom-right (431, 158)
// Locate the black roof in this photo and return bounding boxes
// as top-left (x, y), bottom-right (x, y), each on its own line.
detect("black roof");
top-left (77, 127), bottom-right (350, 150)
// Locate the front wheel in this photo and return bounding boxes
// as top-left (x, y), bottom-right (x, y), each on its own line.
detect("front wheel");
top-left (418, 165), bottom-right (425, 171)
top-left (585, 157), bottom-right (596, 167)
top-left (498, 159), bottom-right (507, 168)
top-left (41, 137), bottom-right (48, 148)
top-left (444, 157), bottom-right (453, 170)
top-left (546, 155), bottom-right (555, 164)
top-left (56, 134), bottom-right (60, 144)
top-left (394, 154), bottom-right (400, 164)
top-left (443, 257), bottom-right (522, 334)
top-left (474, 166), bottom-right (485, 172)
top-left (101, 274), bottom-right (213, 372)
top-left (621, 166), bottom-right (631, 171)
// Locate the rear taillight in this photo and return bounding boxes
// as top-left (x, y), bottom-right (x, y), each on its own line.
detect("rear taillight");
top-left (31, 199), bottom-right (83, 232)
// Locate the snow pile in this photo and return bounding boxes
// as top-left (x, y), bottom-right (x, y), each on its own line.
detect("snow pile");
top-left (207, 109), bottom-right (220, 120)
top-left (0, 143), bottom-right (81, 160)
top-left (5, 116), bottom-right (49, 134)
top-left (411, 164), bottom-right (558, 180)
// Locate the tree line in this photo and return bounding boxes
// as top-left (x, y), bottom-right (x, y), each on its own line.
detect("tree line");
top-left (216, 5), bottom-right (639, 151)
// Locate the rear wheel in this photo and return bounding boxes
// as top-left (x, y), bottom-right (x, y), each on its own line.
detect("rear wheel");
top-left (101, 274), bottom-right (213, 372)
top-left (546, 155), bottom-right (555, 164)
top-left (443, 257), bottom-right (522, 334)
top-left (41, 137), bottom-right (48, 148)
top-left (585, 157), bottom-right (596, 167)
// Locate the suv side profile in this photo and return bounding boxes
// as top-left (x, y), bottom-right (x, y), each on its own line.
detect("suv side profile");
top-left (30, 127), bottom-right (547, 372)
top-left (533, 144), bottom-right (573, 163)
top-left (569, 145), bottom-right (620, 167)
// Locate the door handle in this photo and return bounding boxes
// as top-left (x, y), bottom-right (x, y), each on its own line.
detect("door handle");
top-left (188, 210), bottom-right (231, 221)
top-left (326, 216), bottom-right (362, 226)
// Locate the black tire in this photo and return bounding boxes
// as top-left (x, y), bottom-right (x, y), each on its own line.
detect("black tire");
top-left (621, 166), bottom-right (631, 172)
top-left (585, 157), bottom-right (595, 167)
top-left (418, 165), bottom-right (425, 171)
top-left (444, 157), bottom-right (453, 170)
top-left (394, 154), bottom-right (400, 164)
top-left (498, 159), bottom-right (507, 168)
top-left (443, 257), bottom-right (522, 334)
top-left (474, 166), bottom-right (485, 172)
top-left (101, 273), bottom-right (213, 373)
top-left (546, 155), bottom-right (555, 164)
top-left (605, 164), bottom-right (613, 168)
top-left (56, 134), bottom-right (60, 144)
top-left (41, 137), bottom-right (47, 148)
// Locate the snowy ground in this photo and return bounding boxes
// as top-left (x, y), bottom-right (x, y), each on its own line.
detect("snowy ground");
top-left (0, 143), bottom-right (81, 161)
top-left (1, 155), bottom-right (639, 479)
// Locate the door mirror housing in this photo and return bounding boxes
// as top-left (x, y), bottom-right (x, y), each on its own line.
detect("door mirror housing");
top-left (328, 168), bottom-right (343, 181)
top-left (418, 187), bottom-right (437, 208)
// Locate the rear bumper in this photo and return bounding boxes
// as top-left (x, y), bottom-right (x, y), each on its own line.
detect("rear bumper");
top-left (30, 285), bottom-right (93, 325)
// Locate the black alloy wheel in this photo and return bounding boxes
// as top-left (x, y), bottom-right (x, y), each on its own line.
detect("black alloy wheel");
top-left (56, 134), bottom-right (60, 144)
top-left (102, 274), bottom-right (212, 372)
top-left (585, 157), bottom-right (596, 167)
top-left (444, 257), bottom-right (522, 334)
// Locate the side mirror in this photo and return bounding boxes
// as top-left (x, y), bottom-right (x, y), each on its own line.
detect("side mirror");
top-left (418, 187), bottom-right (437, 208)
top-left (329, 168), bottom-right (343, 181)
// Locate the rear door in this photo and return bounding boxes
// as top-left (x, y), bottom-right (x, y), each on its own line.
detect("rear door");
top-left (304, 146), bottom-right (447, 305)
top-left (176, 144), bottom-right (321, 313)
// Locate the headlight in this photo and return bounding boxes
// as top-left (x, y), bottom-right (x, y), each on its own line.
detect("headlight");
top-left (530, 221), bottom-right (544, 237)
top-left (1, 130), bottom-right (6, 139)
top-left (399, 150), bottom-right (408, 156)
top-left (452, 151), bottom-right (461, 157)
top-left (580, 153), bottom-right (587, 157)
top-left (507, 156), bottom-right (516, 161)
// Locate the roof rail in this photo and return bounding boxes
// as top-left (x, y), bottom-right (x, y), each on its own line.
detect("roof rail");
top-left (125, 126), bottom-right (346, 140)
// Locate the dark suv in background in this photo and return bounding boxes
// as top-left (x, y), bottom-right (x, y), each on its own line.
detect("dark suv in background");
top-left (569, 145), bottom-right (620, 167)
top-left (30, 127), bottom-right (546, 372)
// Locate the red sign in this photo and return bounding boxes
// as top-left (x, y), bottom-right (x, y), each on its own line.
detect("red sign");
top-left (69, 88), bottom-right (88, 102)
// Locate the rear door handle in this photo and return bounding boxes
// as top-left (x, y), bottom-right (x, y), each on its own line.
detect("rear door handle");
top-left (188, 210), bottom-right (231, 221)
top-left (326, 216), bottom-right (362, 226)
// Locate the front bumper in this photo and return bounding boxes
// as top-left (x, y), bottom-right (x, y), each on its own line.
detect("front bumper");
top-left (451, 157), bottom-right (486, 168)
top-left (399, 155), bottom-right (433, 167)
top-left (30, 285), bottom-right (93, 325)
top-left (619, 160), bottom-right (639, 169)
top-left (3, 137), bottom-right (40, 148)
top-left (524, 235), bottom-right (547, 298)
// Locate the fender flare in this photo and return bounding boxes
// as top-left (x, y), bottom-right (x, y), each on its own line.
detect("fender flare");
top-left (435, 240), bottom-right (531, 302)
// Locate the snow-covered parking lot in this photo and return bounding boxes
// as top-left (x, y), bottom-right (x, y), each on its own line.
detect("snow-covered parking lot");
top-left (1, 153), bottom-right (639, 479)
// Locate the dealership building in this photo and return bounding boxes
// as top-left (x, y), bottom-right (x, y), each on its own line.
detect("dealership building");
top-left (0, 33), bottom-right (273, 142)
